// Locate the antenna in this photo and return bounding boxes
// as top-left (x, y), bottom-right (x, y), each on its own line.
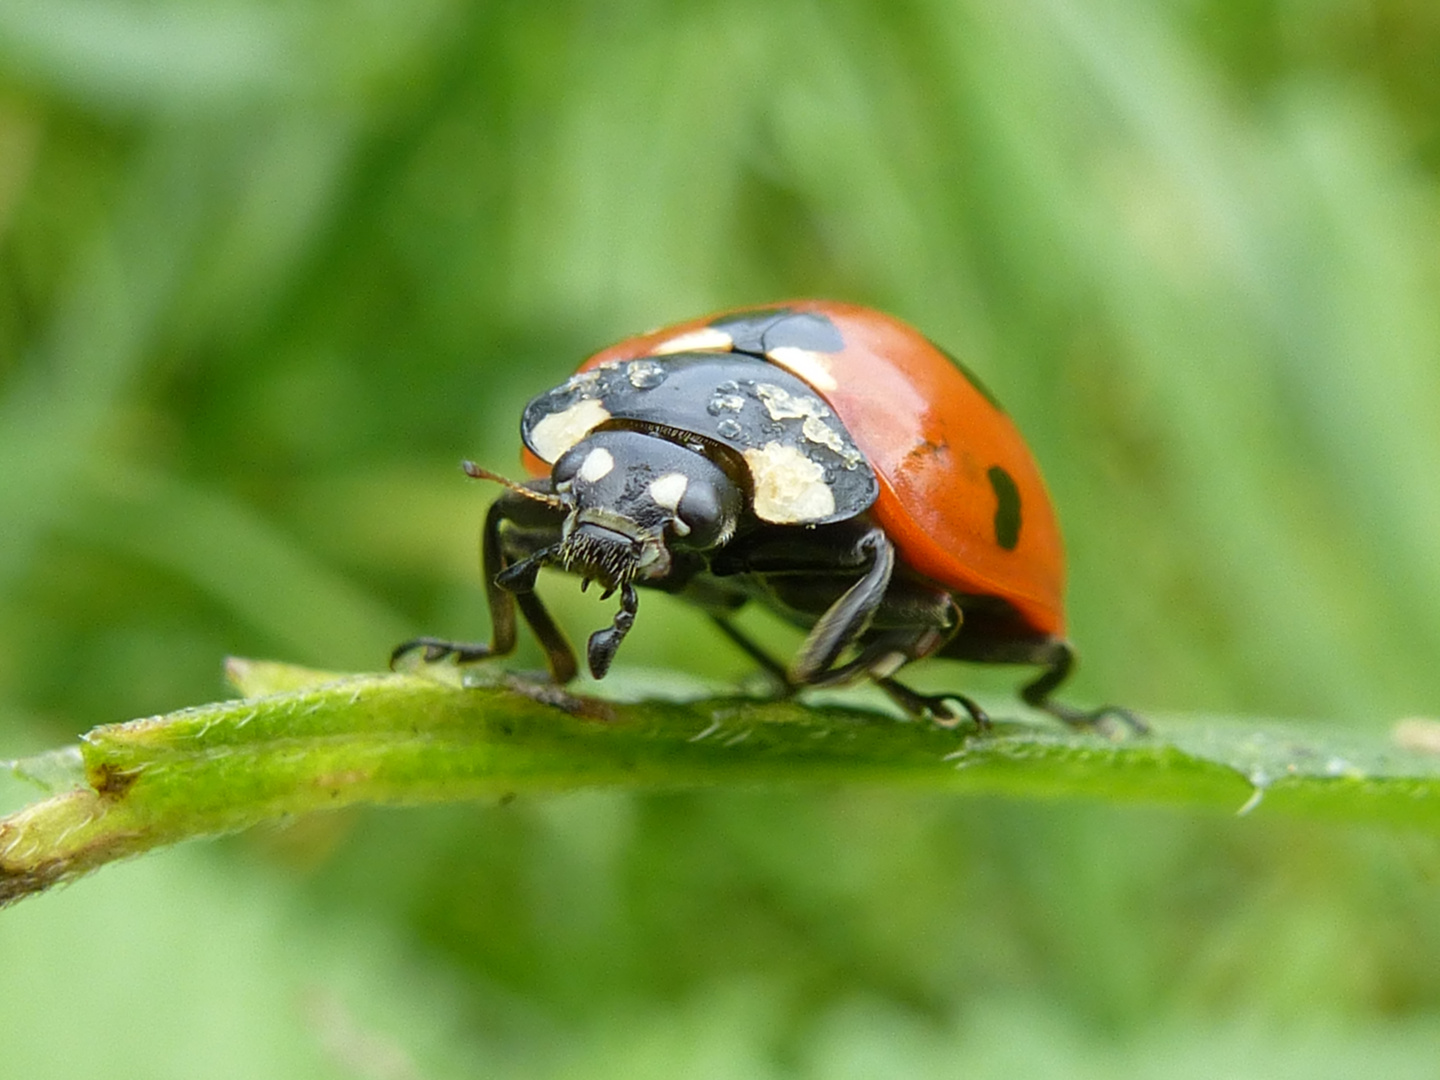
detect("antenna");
top-left (461, 460), bottom-right (564, 510)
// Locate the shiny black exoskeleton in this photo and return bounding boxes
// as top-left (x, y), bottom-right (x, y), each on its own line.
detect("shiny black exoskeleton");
top-left (392, 351), bottom-right (986, 719)
top-left (392, 309), bottom-right (1144, 733)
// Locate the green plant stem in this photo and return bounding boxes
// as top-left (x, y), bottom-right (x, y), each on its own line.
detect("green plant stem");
top-left (4, 659), bottom-right (1439, 907)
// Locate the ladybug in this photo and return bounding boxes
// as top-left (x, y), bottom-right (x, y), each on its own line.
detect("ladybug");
top-left (395, 301), bottom-right (1139, 731)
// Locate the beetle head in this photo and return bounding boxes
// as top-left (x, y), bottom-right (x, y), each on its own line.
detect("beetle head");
top-left (463, 429), bottom-right (743, 678)
top-left (545, 429), bottom-right (742, 592)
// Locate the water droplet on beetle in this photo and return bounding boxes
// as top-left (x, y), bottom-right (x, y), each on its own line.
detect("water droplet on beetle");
top-left (627, 360), bottom-right (666, 389)
top-left (707, 392), bottom-right (746, 415)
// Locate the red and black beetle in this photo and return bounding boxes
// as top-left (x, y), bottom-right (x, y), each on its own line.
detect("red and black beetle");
top-left (394, 301), bottom-right (1139, 730)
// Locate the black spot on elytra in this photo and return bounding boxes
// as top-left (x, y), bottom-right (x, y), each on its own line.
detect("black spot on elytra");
top-left (987, 465), bottom-right (1022, 550)
top-left (710, 309), bottom-right (844, 356)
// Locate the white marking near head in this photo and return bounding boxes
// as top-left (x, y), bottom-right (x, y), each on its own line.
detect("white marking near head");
top-left (648, 472), bottom-right (689, 511)
top-left (766, 346), bottom-right (838, 391)
top-left (579, 446), bottom-right (615, 482)
top-left (743, 442), bottom-right (836, 523)
top-left (652, 327), bottom-right (734, 355)
top-left (529, 399), bottom-right (611, 463)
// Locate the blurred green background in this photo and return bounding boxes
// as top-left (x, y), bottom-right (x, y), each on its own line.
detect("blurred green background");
top-left (4, 0), bottom-right (1440, 1075)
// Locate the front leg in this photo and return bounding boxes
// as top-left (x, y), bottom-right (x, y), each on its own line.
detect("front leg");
top-left (391, 489), bottom-right (579, 683)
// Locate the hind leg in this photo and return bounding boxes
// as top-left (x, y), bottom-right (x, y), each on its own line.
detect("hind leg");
top-left (1018, 641), bottom-right (1148, 735)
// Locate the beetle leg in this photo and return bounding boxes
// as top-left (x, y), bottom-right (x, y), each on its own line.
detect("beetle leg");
top-left (1020, 642), bottom-right (1148, 735)
top-left (499, 547), bottom-right (581, 684)
top-left (870, 615), bottom-right (988, 728)
top-left (391, 498), bottom-right (517, 667)
top-left (798, 620), bottom-right (946, 687)
top-left (392, 494), bottom-right (579, 683)
top-left (874, 677), bottom-right (990, 731)
top-left (801, 618), bottom-right (990, 729)
top-left (788, 529), bottom-right (895, 684)
top-left (586, 583), bottom-right (638, 679)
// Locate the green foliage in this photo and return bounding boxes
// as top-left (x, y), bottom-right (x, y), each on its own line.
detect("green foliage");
top-left (7, 661), bottom-right (1440, 912)
top-left (3, 0), bottom-right (1440, 1075)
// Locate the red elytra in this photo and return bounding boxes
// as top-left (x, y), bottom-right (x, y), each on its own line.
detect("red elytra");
top-left (521, 300), bottom-right (1066, 641)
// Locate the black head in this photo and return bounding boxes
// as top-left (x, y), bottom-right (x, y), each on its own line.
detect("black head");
top-left (464, 429), bottom-right (743, 679)
top-left (548, 429), bottom-right (743, 592)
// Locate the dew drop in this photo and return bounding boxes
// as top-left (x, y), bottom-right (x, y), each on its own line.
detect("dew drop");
top-left (627, 360), bottom-right (666, 389)
top-left (707, 392), bottom-right (747, 415)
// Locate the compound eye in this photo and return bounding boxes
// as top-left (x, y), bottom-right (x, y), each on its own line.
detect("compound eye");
top-left (551, 445), bottom-right (584, 486)
top-left (649, 472), bottom-right (735, 550)
top-left (677, 485), bottom-right (724, 546)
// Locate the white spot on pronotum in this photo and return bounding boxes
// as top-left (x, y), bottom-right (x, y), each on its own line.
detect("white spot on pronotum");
top-left (648, 472), bottom-right (689, 510)
top-left (579, 446), bottom-right (615, 482)
top-left (529, 399), bottom-right (610, 463)
top-left (766, 346), bottom-right (838, 391)
top-left (652, 327), bottom-right (734, 355)
top-left (743, 442), bottom-right (836, 523)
